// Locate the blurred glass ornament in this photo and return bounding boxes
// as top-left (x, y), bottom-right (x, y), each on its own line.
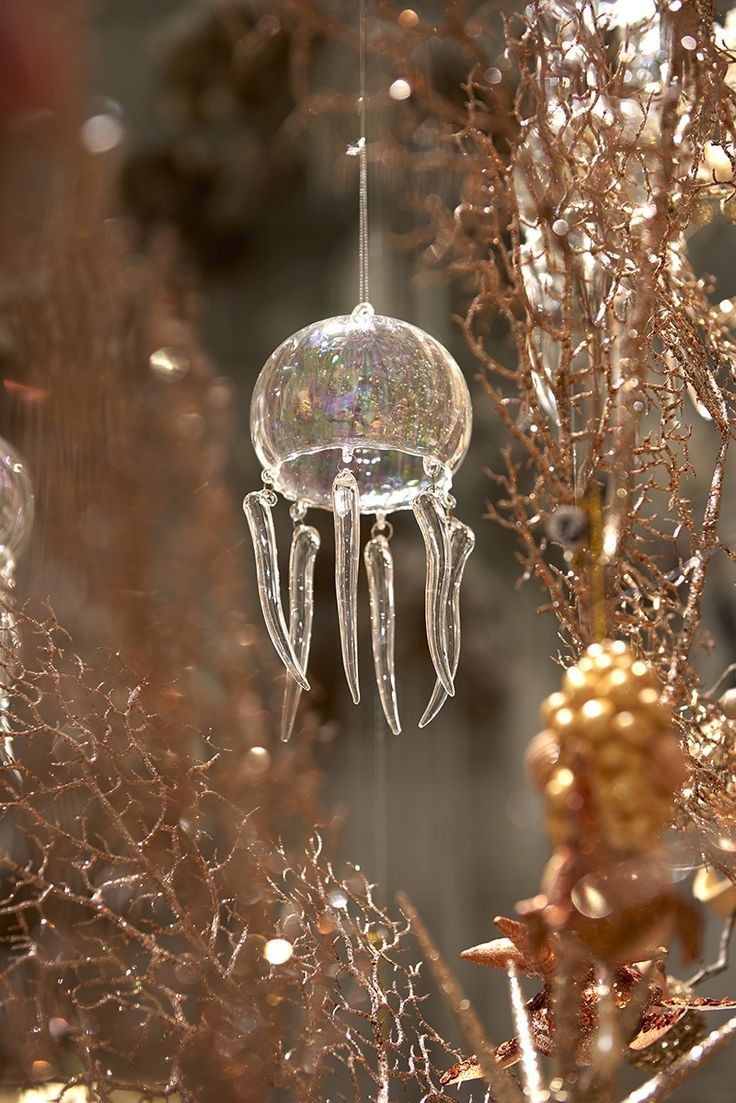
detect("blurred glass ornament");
top-left (264, 937), bottom-right (293, 965)
top-left (149, 346), bottom-right (190, 381)
top-left (545, 504), bottom-right (589, 549)
top-left (398, 9), bottom-right (419, 28)
top-left (389, 78), bottom-right (411, 101)
top-left (81, 97), bottom-right (125, 155)
top-left (0, 435), bottom-right (34, 578)
top-left (721, 687), bottom-right (736, 719)
top-left (693, 865), bottom-right (736, 918)
top-left (0, 435), bottom-right (34, 772)
top-left (244, 302), bottom-right (473, 738)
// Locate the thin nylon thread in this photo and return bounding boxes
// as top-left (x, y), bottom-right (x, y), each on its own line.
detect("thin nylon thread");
top-left (358, 0), bottom-right (369, 304)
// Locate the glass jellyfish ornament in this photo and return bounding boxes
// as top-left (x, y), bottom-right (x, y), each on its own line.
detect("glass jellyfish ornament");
top-left (0, 436), bottom-right (34, 768)
top-left (244, 302), bottom-right (474, 740)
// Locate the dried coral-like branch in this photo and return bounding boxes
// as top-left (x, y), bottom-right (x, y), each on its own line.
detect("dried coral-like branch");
top-left (449, 0), bottom-right (736, 691)
top-left (1, 604), bottom-right (465, 1101)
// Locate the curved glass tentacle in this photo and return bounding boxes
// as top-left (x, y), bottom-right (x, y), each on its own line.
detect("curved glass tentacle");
top-left (364, 532), bottom-right (400, 735)
top-left (419, 518), bottom-right (475, 728)
top-left (412, 490), bottom-right (454, 696)
top-left (332, 470), bottom-right (361, 703)
top-left (242, 490), bottom-right (309, 691)
top-left (281, 524), bottom-right (320, 742)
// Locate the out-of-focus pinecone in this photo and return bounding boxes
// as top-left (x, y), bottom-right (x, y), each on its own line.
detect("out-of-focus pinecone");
top-left (527, 640), bottom-right (687, 853)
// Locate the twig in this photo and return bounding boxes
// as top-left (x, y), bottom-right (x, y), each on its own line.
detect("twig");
top-left (397, 892), bottom-right (525, 1103)
top-left (688, 908), bottom-right (736, 988)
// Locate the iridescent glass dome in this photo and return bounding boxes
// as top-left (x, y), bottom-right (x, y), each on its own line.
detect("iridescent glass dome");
top-left (250, 304), bottom-right (471, 512)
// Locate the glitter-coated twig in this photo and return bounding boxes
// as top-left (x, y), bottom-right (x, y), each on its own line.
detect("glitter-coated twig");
top-left (622, 1014), bottom-right (736, 1103)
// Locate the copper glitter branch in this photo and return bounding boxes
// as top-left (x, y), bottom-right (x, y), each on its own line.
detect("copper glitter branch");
top-left (666, 436), bottom-right (730, 695)
top-left (2, 606), bottom-right (466, 1100)
top-left (620, 1014), bottom-right (736, 1103)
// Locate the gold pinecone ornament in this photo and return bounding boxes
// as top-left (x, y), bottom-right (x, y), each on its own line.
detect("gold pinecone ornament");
top-left (527, 641), bottom-right (687, 854)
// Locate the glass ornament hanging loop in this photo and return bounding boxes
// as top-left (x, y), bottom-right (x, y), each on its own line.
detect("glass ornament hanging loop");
top-left (244, 303), bottom-right (474, 738)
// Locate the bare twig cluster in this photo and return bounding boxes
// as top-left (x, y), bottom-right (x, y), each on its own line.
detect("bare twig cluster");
top-left (0, 602), bottom-right (465, 1102)
top-left (434, 1), bottom-right (736, 680)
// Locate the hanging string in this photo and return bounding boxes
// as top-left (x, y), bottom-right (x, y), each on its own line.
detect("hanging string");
top-left (358, 0), bottom-right (370, 305)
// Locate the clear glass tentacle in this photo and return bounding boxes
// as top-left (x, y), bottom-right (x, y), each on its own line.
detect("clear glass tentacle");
top-left (364, 532), bottom-right (400, 735)
top-left (419, 518), bottom-right (475, 727)
top-left (412, 490), bottom-right (454, 696)
top-left (281, 523), bottom-right (320, 742)
top-left (332, 469), bottom-right (361, 703)
top-left (242, 491), bottom-right (310, 691)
